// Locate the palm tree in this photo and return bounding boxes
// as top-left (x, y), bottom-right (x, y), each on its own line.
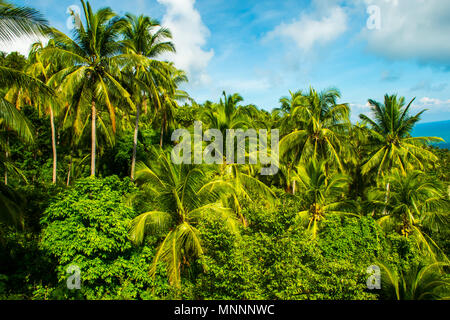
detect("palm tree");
top-left (216, 162), bottom-right (276, 226)
top-left (278, 90), bottom-right (304, 114)
top-left (275, 90), bottom-right (304, 136)
top-left (0, 184), bottom-right (25, 230)
top-left (345, 122), bottom-right (373, 200)
top-left (196, 92), bottom-right (277, 225)
top-left (1, 59), bottom-right (36, 185)
top-left (157, 65), bottom-right (189, 148)
top-left (378, 262), bottom-right (450, 300)
top-left (0, 0), bottom-right (51, 123)
top-left (359, 94), bottom-right (443, 176)
top-left (17, 40), bottom-right (62, 184)
top-left (294, 159), bottom-right (356, 239)
top-left (369, 170), bottom-right (449, 261)
top-left (121, 13), bottom-right (175, 179)
top-left (279, 88), bottom-right (350, 172)
top-left (202, 91), bottom-right (250, 137)
top-left (130, 148), bottom-right (237, 288)
top-left (41, 0), bottom-right (140, 177)
top-left (0, 0), bottom-right (48, 41)
top-left (0, 0), bottom-right (51, 226)
top-left (202, 91), bottom-right (253, 170)
top-left (0, 0), bottom-right (50, 175)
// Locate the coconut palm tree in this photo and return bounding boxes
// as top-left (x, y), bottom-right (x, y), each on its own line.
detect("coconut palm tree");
top-left (130, 147), bottom-right (238, 288)
top-left (368, 170), bottom-right (449, 261)
top-left (378, 262), bottom-right (450, 300)
top-left (0, 56), bottom-right (36, 185)
top-left (200, 92), bottom-right (255, 180)
top-left (41, 0), bottom-right (141, 177)
top-left (202, 91), bottom-right (250, 137)
top-left (0, 1), bottom-right (51, 227)
top-left (157, 65), bottom-right (189, 148)
top-left (345, 122), bottom-right (373, 200)
top-left (121, 13), bottom-right (175, 179)
top-left (0, 0), bottom-right (48, 41)
top-left (278, 90), bottom-right (304, 114)
top-left (215, 162), bottom-right (276, 226)
top-left (200, 91), bottom-right (276, 220)
top-left (275, 90), bottom-right (304, 136)
top-left (294, 159), bottom-right (356, 239)
top-left (359, 94), bottom-right (443, 176)
top-left (0, 0), bottom-right (51, 127)
top-left (0, 184), bottom-right (25, 230)
top-left (279, 88), bottom-right (350, 172)
top-left (0, 0), bottom-right (51, 166)
top-left (10, 40), bottom-right (63, 184)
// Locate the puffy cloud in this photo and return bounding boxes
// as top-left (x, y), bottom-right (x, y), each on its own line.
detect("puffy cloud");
top-left (265, 3), bottom-right (348, 52)
top-left (157, 0), bottom-right (214, 85)
top-left (349, 101), bottom-right (371, 122)
top-left (418, 97), bottom-right (450, 106)
top-left (408, 97), bottom-right (450, 118)
top-left (361, 0), bottom-right (450, 65)
top-left (0, 35), bottom-right (48, 57)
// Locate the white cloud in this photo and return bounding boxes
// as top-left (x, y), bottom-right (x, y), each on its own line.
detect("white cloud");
top-left (0, 35), bottom-right (48, 57)
top-left (350, 97), bottom-right (450, 123)
top-left (265, 4), bottom-right (348, 52)
top-left (349, 101), bottom-right (371, 122)
top-left (361, 0), bottom-right (450, 65)
top-left (408, 97), bottom-right (450, 120)
top-left (418, 97), bottom-right (450, 106)
top-left (157, 0), bottom-right (214, 85)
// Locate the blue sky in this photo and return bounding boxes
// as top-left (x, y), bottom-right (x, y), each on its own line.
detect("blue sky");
top-left (5, 0), bottom-right (450, 122)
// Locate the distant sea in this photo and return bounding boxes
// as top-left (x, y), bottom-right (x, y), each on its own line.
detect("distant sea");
top-left (412, 120), bottom-right (450, 150)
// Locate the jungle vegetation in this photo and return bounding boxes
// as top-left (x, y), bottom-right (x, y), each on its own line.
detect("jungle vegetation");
top-left (0, 0), bottom-right (449, 300)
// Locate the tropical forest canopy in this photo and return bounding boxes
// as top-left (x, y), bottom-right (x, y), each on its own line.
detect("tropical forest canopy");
top-left (0, 0), bottom-right (449, 300)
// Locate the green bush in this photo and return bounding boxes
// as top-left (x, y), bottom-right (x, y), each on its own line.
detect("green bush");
top-left (194, 202), bottom-right (378, 300)
top-left (39, 176), bottom-right (170, 299)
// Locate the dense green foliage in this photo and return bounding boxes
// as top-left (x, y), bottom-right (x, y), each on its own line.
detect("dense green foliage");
top-left (0, 0), bottom-right (448, 300)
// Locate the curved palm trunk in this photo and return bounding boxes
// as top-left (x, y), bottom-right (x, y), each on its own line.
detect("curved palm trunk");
top-left (91, 101), bottom-right (96, 177)
top-left (131, 103), bottom-right (140, 180)
top-left (49, 106), bottom-right (57, 184)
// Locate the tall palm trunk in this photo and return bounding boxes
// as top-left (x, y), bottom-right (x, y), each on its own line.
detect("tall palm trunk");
top-left (160, 111), bottom-right (165, 148)
top-left (67, 153), bottom-right (72, 186)
top-left (4, 135), bottom-right (8, 185)
top-left (383, 182), bottom-right (390, 215)
top-left (91, 100), bottom-right (96, 177)
top-left (49, 106), bottom-right (57, 184)
top-left (131, 103), bottom-right (140, 180)
top-left (385, 182), bottom-right (390, 202)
